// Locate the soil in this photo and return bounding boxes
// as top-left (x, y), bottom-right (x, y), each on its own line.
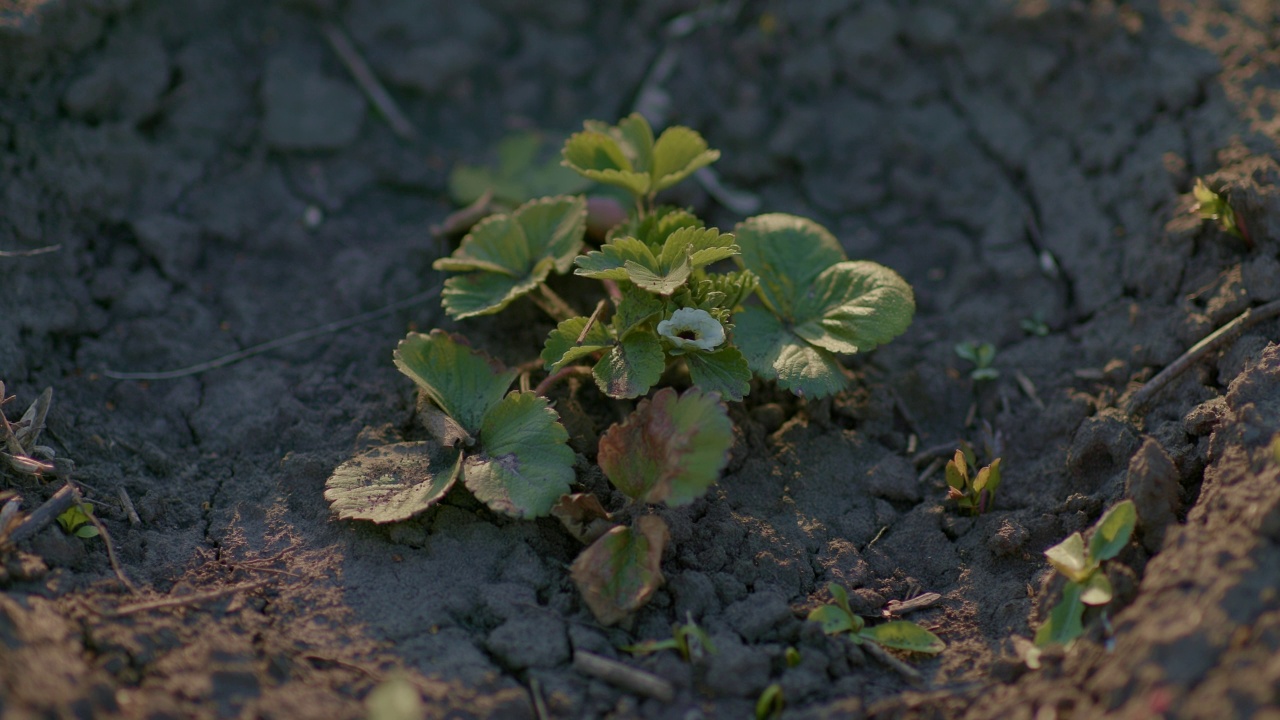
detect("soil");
top-left (3, 1), bottom-right (1280, 718)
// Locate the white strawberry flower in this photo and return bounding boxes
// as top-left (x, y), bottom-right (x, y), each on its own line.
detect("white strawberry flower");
top-left (657, 308), bottom-right (725, 351)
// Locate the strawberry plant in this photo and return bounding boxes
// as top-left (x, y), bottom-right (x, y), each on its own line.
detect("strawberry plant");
top-left (1035, 500), bottom-right (1137, 647)
top-left (325, 113), bottom-right (918, 626)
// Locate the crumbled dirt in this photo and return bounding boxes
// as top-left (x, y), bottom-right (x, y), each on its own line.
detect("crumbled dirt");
top-left (3, 1), bottom-right (1280, 718)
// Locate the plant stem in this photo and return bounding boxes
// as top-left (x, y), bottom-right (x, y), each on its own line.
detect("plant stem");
top-left (534, 365), bottom-right (594, 396)
top-left (530, 284), bottom-right (580, 323)
top-left (602, 279), bottom-right (623, 302)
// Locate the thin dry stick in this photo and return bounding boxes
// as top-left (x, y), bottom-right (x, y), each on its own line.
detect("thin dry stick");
top-left (321, 22), bottom-right (416, 140)
top-left (103, 286), bottom-right (441, 380)
top-left (106, 579), bottom-right (271, 617)
top-left (0, 244), bottom-right (61, 258)
top-left (7, 483), bottom-right (78, 545)
top-left (572, 651), bottom-right (674, 702)
top-left (576, 299), bottom-right (609, 344)
top-left (1125, 298), bottom-right (1280, 414)
top-left (84, 505), bottom-right (139, 595)
top-left (117, 487), bottom-right (141, 525)
top-left (863, 641), bottom-right (924, 686)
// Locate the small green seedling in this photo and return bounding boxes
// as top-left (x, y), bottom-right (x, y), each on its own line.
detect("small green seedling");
top-left (1192, 178), bottom-right (1250, 245)
top-left (1035, 500), bottom-right (1137, 647)
top-left (784, 646), bottom-right (801, 667)
top-left (945, 449), bottom-right (1002, 515)
top-left (808, 582), bottom-right (944, 655)
top-left (622, 613), bottom-right (717, 662)
top-left (56, 501), bottom-right (99, 539)
top-left (955, 341), bottom-right (998, 381)
top-left (1020, 313), bottom-right (1049, 337)
top-left (755, 683), bottom-right (784, 720)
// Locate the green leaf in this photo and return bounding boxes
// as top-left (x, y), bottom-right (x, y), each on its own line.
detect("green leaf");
top-left (650, 125), bottom-right (720, 192)
top-left (621, 206), bottom-right (704, 248)
top-left (394, 331), bottom-right (516, 433)
top-left (597, 387), bottom-right (733, 505)
top-left (754, 683), bottom-right (784, 720)
top-left (626, 256), bottom-right (691, 295)
top-left (575, 236), bottom-right (656, 281)
top-left (562, 122), bottom-right (650, 196)
top-left (945, 451), bottom-right (968, 490)
top-left (691, 270), bottom-right (757, 312)
top-left (657, 226), bottom-right (737, 270)
top-left (828, 582), bottom-right (852, 614)
top-left (570, 515), bottom-right (670, 626)
top-left (684, 346), bottom-right (751, 402)
top-left (463, 391), bottom-right (574, 519)
top-left (541, 316), bottom-right (613, 372)
top-left (75, 524), bottom-right (101, 539)
top-left (1088, 499), bottom-right (1136, 564)
top-left (859, 621), bottom-right (946, 654)
top-left (434, 196), bottom-right (587, 318)
top-left (1035, 581), bottom-right (1086, 647)
top-left (612, 286), bottom-right (666, 337)
top-left (734, 307), bottom-right (848, 398)
top-left (593, 332), bottom-right (665, 399)
top-left (621, 637), bottom-right (682, 656)
top-left (975, 458), bottom-right (1001, 494)
top-left (440, 257), bottom-right (554, 320)
top-left (735, 214), bottom-right (847, 317)
top-left (791, 261), bottom-right (916, 354)
top-left (1044, 532), bottom-right (1092, 584)
top-left (1080, 571), bottom-right (1114, 606)
top-left (447, 130), bottom-right (590, 207)
top-left (807, 604), bottom-right (856, 636)
top-left (324, 441), bottom-right (462, 524)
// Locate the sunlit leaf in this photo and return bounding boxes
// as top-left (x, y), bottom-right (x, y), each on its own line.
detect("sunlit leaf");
top-left (791, 261), bottom-right (916, 354)
top-left (597, 387), bottom-right (733, 506)
top-left (650, 125), bottom-right (720, 192)
top-left (463, 391), bottom-right (574, 519)
top-left (575, 236), bottom-right (656, 281)
top-left (754, 683), bottom-right (784, 720)
top-left (734, 307), bottom-right (848, 398)
top-left (1044, 532), bottom-right (1091, 584)
top-left (394, 331), bottom-right (516, 433)
top-left (1080, 571), bottom-right (1114, 606)
top-left (735, 214), bottom-right (846, 317)
top-left (571, 515), bottom-right (670, 626)
top-left (563, 115), bottom-right (718, 197)
top-left (435, 196), bottom-right (587, 318)
top-left (807, 604), bottom-right (856, 636)
top-left (945, 451), bottom-right (967, 491)
top-left (593, 332), bottom-right (665, 399)
top-left (1088, 499), bottom-right (1136, 564)
top-left (859, 621), bottom-right (945, 654)
top-left (1034, 581), bottom-right (1085, 647)
top-left (541, 316), bottom-right (613, 372)
top-left (325, 441), bottom-right (462, 524)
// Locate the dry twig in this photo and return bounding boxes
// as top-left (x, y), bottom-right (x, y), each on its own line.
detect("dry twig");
top-left (572, 651), bottom-right (674, 702)
top-left (1125, 299), bottom-right (1280, 414)
top-left (321, 22), bottom-right (416, 140)
top-left (105, 579), bottom-right (271, 617)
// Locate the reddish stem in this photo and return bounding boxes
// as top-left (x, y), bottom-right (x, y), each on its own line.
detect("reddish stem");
top-left (533, 365), bottom-right (594, 396)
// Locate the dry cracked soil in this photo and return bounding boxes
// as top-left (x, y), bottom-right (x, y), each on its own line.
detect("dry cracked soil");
top-left (4, 0), bottom-right (1280, 718)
